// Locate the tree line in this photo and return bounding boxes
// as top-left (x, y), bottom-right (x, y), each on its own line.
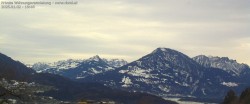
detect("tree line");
top-left (223, 87), bottom-right (250, 104)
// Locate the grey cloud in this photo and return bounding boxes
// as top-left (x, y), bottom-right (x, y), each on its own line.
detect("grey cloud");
top-left (0, 0), bottom-right (250, 64)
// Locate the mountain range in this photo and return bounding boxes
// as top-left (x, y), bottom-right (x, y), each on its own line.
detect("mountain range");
top-left (78, 48), bottom-right (249, 99)
top-left (31, 48), bottom-right (250, 101)
top-left (31, 55), bottom-right (128, 79)
top-left (0, 52), bottom-right (177, 104)
top-left (193, 55), bottom-right (250, 76)
top-left (3, 47), bottom-right (250, 103)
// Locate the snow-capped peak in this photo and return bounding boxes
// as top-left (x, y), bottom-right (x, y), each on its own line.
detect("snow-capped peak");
top-left (158, 47), bottom-right (168, 51)
top-left (31, 56), bottom-right (128, 75)
top-left (193, 55), bottom-right (250, 76)
top-left (88, 55), bottom-right (102, 61)
top-left (152, 47), bottom-right (172, 53)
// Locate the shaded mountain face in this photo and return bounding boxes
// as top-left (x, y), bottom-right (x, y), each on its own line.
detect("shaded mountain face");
top-left (0, 53), bottom-right (176, 104)
top-left (31, 56), bottom-right (128, 79)
top-left (193, 55), bottom-right (250, 76)
top-left (0, 53), bottom-right (35, 81)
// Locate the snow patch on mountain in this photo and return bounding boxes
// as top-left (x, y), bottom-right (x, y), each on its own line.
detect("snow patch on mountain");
top-left (103, 59), bottom-right (128, 68)
top-left (221, 82), bottom-right (238, 87)
top-left (90, 68), bottom-right (102, 74)
top-left (159, 85), bottom-right (170, 92)
top-left (121, 76), bottom-right (132, 87)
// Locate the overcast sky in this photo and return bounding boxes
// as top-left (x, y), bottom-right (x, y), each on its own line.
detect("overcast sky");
top-left (0, 0), bottom-right (250, 64)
